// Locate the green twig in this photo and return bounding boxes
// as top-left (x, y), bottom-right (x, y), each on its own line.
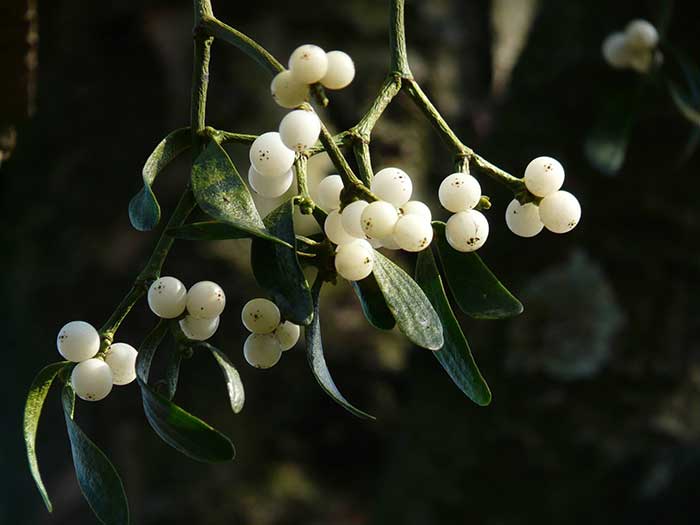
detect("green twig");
top-left (389, 0), bottom-right (412, 77)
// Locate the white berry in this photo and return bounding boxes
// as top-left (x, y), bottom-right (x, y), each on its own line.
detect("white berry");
top-left (57, 321), bottom-right (100, 362)
top-left (241, 298), bottom-right (281, 334)
top-left (438, 173), bottom-right (481, 212)
top-left (279, 109), bottom-right (321, 152)
top-left (248, 165), bottom-right (294, 198)
top-left (324, 209), bottom-right (357, 245)
top-left (445, 210), bottom-right (489, 252)
top-left (270, 69), bottom-right (308, 108)
top-left (505, 199), bottom-right (544, 238)
top-left (524, 156), bottom-right (565, 197)
top-left (602, 32), bottom-right (632, 68)
top-left (147, 276), bottom-right (187, 319)
top-left (274, 321), bottom-right (300, 351)
top-left (249, 132), bottom-right (295, 177)
top-left (625, 19), bottom-right (658, 49)
top-left (320, 50), bottom-right (355, 90)
top-left (393, 214), bottom-right (434, 252)
top-left (104, 343), bottom-right (138, 386)
top-left (186, 281), bottom-right (226, 319)
top-left (371, 168), bottom-right (412, 206)
top-left (288, 44), bottom-right (328, 84)
top-left (244, 333), bottom-right (282, 369)
top-left (317, 175), bottom-right (344, 211)
top-left (341, 200), bottom-right (369, 239)
top-left (538, 190), bottom-right (581, 234)
top-left (71, 359), bottom-right (113, 401)
top-left (335, 239), bottom-right (374, 281)
top-left (627, 48), bottom-right (654, 74)
top-left (377, 234), bottom-right (400, 250)
top-left (400, 200), bottom-right (432, 222)
top-left (361, 200), bottom-right (399, 239)
top-left (180, 315), bottom-right (220, 341)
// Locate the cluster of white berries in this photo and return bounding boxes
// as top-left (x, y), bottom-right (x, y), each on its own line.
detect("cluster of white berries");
top-left (148, 276), bottom-right (226, 341)
top-left (248, 110), bottom-right (321, 198)
top-left (241, 298), bottom-right (300, 369)
top-left (438, 172), bottom-right (489, 252)
top-left (602, 19), bottom-right (661, 74)
top-left (320, 168), bottom-right (434, 281)
top-left (505, 156), bottom-right (581, 237)
top-left (271, 45), bottom-right (355, 109)
top-left (57, 321), bottom-right (137, 402)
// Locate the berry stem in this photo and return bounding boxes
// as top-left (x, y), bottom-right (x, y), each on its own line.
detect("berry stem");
top-left (197, 15), bottom-right (283, 76)
top-left (353, 141), bottom-right (374, 185)
top-left (203, 127), bottom-right (257, 145)
top-left (403, 77), bottom-right (525, 194)
top-left (351, 75), bottom-right (402, 140)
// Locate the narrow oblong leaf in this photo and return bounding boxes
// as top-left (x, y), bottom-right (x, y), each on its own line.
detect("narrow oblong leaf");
top-left (167, 221), bottom-right (253, 241)
top-left (61, 385), bottom-right (129, 525)
top-left (371, 250), bottom-right (443, 350)
top-left (416, 248), bottom-right (491, 406)
top-left (129, 127), bottom-right (191, 231)
top-left (24, 361), bottom-right (71, 512)
top-left (433, 222), bottom-right (523, 319)
top-left (191, 140), bottom-right (286, 245)
top-left (351, 275), bottom-right (395, 330)
top-left (199, 343), bottom-right (245, 414)
top-left (162, 347), bottom-right (182, 401)
top-left (138, 378), bottom-right (235, 462)
top-left (306, 279), bottom-right (375, 420)
top-left (251, 199), bottom-right (313, 325)
top-left (135, 321), bottom-right (234, 462)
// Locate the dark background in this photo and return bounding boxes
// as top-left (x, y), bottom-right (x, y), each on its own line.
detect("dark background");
top-left (2, 0), bottom-right (699, 523)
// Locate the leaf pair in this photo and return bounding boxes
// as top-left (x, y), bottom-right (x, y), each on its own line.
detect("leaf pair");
top-left (24, 361), bottom-right (129, 524)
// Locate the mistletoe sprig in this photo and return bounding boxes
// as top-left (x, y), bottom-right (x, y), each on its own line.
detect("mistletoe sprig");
top-left (23, 1), bottom-right (581, 523)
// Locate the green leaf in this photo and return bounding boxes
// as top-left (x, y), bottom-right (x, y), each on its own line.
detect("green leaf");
top-left (306, 279), bottom-right (375, 420)
top-left (162, 347), bottom-right (182, 401)
top-left (138, 378), bottom-right (235, 462)
top-left (191, 140), bottom-right (286, 245)
top-left (433, 222), bottom-right (523, 319)
top-left (129, 127), bottom-right (191, 231)
top-left (62, 385), bottom-right (130, 525)
top-left (415, 248), bottom-right (491, 406)
top-left (668, 81), bottom-right (700, 127)
top-left (371, 250), bottom-right (443, 350)
top-left (136, 321), bottom-right (235, 462)
top-left (351, 275), bottom-right (395, 330)
top-left (24, 361), bottom-right (71, 512)
top-left (251, 200), bottom-right (313, 325)
top-left (167, 221), bottom-right (253, 241)
top-left (199, 343), bottom-right (245, 414)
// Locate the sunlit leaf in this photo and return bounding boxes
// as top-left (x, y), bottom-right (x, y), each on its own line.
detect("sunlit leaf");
top-left (62, 385), bottom-right (129, 525)
top-left (198, 343), bottom-right (245, 414)
top-left (23, 361), bottom-right (71, 512)
top-left (129, 127), bottom-right (191, 231)
top-left (433, 222), bottom-right (522, 319)
top-left (415, 248), bottom-right (491, 405)
top-left (306, 279), bottom-right (375, 419)
top-left (668, 81), bottom-right (700, 127)
top-left (191, 140), bottom-right (286, 245)
top-left (371, 251), bottom-right (443, 350)
top-left (251, 199), bottom-right (313, 325)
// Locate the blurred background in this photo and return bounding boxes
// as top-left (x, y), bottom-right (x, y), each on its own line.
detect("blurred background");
top-left (2, 0), bottom-right (699, 523)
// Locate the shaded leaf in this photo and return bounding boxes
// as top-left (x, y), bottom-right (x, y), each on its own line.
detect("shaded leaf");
top-left (433, 222), bottom-right (522, 319)
top-left (199, 343), bottom-right (245, 414)
top-left (135, 320), bottom-right (170, 383)
top-left (162, 347), bottom-right (182, 401)
top-left (351, 275), bottom-right (395, 330)
top-left (306, 279), bottom-right (375, 420)
top-left (129, 127), bottom-right (190, 231)
top-left (251, 200), bottom-right (313, 325)
top-left (138, 378), bottom-right (235, 462)
top-left (24, 361), bottom-right (70, 512)
top-left (415, 248), bottom-right (491, 405)
top-left (167, 221), bottom-right (253, 241)
top-left (371, 251), bottom-right (443, 350)
top-left (62, 385), bottom-right (129, 525)
top-left (191, 140), bottom-right (285, 245)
